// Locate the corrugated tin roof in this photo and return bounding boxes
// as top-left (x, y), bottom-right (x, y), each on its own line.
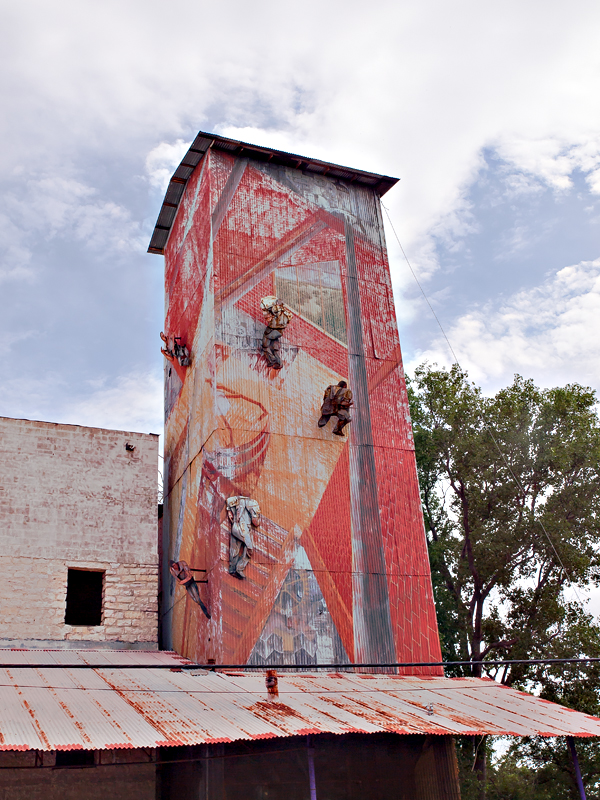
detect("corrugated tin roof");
top-left (0, 651), bottom-right (598, 750)
top-left (147, 131), bottom-right (399, 254)
top-left (0, 650), bottom-right (187, 667)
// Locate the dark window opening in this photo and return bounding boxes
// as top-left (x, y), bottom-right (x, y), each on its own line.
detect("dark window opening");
top-left (55, 750), bottom-right (95, 767)
top-left (65, 569), bottom-right (104, 626)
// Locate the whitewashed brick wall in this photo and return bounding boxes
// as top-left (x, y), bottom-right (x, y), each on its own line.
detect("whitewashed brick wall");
top-left (0, 418), bottom-right (159, 645)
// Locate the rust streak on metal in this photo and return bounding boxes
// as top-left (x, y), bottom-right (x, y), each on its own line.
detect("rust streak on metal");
top-left (0, 656), bottom-right (599, 751)
top-left (250, 701), bottom-right (306, 721)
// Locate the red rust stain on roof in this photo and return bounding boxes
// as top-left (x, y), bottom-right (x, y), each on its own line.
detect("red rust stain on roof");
top-left (104, 743), bottom-right (135, 749)
top-left (155, 739), bottom-right (187, 747)
top-left (18, 694), bottom-right (51, 750)
top-left (324, 696), bottom-right (399, 730)
top-left (250, 701), bottom-right (305, 720)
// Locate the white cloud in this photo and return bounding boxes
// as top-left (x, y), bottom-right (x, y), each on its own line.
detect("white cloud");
top-left (2, 0), bottom-right (600, 258)
top-left (0, 371), bottom-right (163, 438)
top-left (60, 372), bottom-right (163, 435)
top-left (1, 0), bottom-right (600, 433)
top-left (0, 212), bottom-right (36, 283)
top-left (0, 373), bottom-right (67, 421)
top-left (0, 0), bottom-right (599, 623)
top-left (408, 258), bottom-right (600, 393)
top-left (145, 139), bottom-right (190, 193)
top-left (495, 137), bottom-right (600, 194)
top-left (0, 171), bottom-right (146, 276)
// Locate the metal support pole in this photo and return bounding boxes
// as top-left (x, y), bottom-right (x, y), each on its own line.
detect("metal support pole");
top-left (307, 735), bottom-right (317, 800)
top-left (567, 736), bottom-right (587, 800)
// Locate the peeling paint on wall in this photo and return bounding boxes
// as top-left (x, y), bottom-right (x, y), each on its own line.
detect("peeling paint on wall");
top-left (162, 150), bottom-right (442, 673)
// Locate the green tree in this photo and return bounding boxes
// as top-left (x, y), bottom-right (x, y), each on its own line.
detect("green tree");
top-left (408, 364), bottom-right (600, 798)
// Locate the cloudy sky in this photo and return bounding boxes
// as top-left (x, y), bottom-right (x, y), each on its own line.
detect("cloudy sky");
top-left (1, 0), bottom-right (599, 616)
top-left (1, 1), bottom-right (599, 467)
top-left (2, 0), bottom-right (599, 431)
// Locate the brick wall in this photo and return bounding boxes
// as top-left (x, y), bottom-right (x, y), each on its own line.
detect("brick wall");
top-left (0, 418), bottom-right (159, 645)
top-left (0, 750), bottom-right (155, 800)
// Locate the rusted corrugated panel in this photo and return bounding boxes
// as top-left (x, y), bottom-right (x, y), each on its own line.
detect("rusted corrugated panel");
top-left (0, 662), bottom-right (599, 751)
top-left (0, 650), bottom-right (188, 667)
top-left (160, 146), bottom-right (440, 672)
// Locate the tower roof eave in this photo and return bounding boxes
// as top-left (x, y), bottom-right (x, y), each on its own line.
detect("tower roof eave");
top-left (148, 131), bottom-right (399, 255)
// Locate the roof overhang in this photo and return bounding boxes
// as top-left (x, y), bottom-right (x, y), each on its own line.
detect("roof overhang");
top-left (147, 131), bottom-right (399, 255)
top-left (1, 651), bottom-right (599, 750)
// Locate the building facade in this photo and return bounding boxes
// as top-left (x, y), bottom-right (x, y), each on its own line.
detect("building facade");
top-left (0, 133), bottom-right (593, 800)
top-left (158, 134), bottom-right (442, 673)
top-left (0, 417), bottom-right (159, 648)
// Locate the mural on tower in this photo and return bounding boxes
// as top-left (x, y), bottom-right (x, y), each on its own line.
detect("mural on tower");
top-left (159, 140), bottom-right (443, 673)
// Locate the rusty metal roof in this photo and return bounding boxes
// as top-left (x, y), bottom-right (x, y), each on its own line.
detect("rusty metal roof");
top-left (0, 649), bottom-right (187, 667)
top-left (0, 651), bottom-right (599, 750)
top-left (147, 131), bottom-right (399, 254)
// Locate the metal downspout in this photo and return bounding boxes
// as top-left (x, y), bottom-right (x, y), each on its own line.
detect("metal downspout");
top-left (567, 736), bottom-right (587, 800)
top-left (307, 735), bottom-right (317, 800)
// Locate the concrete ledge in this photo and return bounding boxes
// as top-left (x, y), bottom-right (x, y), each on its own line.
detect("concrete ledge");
top-left (0, 639), bottom-right (159, 650)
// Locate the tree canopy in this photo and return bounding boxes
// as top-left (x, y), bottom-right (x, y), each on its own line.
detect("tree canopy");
top-left (408, 364), bottom-right (600, 798)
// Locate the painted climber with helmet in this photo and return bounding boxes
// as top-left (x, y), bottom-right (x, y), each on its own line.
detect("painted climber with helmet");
top-left (318, 380), bottom-right (353, 436)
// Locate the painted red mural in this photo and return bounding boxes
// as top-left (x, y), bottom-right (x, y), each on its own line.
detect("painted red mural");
top-left (161, 148), bottom-right (443, 675)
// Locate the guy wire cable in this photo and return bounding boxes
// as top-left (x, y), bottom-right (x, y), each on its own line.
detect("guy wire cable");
top-left (381, 202), bottom-right (583, 604)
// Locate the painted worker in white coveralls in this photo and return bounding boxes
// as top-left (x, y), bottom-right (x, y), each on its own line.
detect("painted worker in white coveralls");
top-left (318, 380), bottom-right (353, 436)
top-left (226, 496), bottom-right (261, 579)
top-left (260, 296), bottom-right (293, 369)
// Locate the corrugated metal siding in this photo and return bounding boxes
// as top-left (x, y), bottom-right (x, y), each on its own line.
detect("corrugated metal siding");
top-left (160, 146), bottom-right (443, 670)
top-left (0, 661), bottom-right (599, 750)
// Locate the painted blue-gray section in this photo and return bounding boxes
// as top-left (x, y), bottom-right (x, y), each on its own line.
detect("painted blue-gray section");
top-left (344, 216), bottom-right (396, 665)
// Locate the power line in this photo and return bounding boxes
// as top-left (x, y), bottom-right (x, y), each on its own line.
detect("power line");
top-left (1, 656), bottom-right (599, 671)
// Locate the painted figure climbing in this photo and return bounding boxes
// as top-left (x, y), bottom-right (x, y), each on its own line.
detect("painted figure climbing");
top-left (260, 296), bottom-right (293, 369)
top-left (318, 381), bottom-right (353, 436)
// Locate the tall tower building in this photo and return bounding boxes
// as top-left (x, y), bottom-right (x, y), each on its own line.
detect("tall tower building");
top-left (151, 133), bottom-right (442, 673)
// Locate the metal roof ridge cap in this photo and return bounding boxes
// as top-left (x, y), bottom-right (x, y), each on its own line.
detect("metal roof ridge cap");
top-left (202, 129), bottom-right (398, 184)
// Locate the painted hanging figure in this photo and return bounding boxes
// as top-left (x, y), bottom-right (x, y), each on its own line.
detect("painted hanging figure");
top-left (260, 296), bottom-right (293, 369)
top-left (227, 496), bottom-right (261, 579)
top-left (169, 560), bottom-right (211, 619)
top-left (318, 381), bottom-right (353, 436)
top-left (160, 332), bottom-right (191, 367)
